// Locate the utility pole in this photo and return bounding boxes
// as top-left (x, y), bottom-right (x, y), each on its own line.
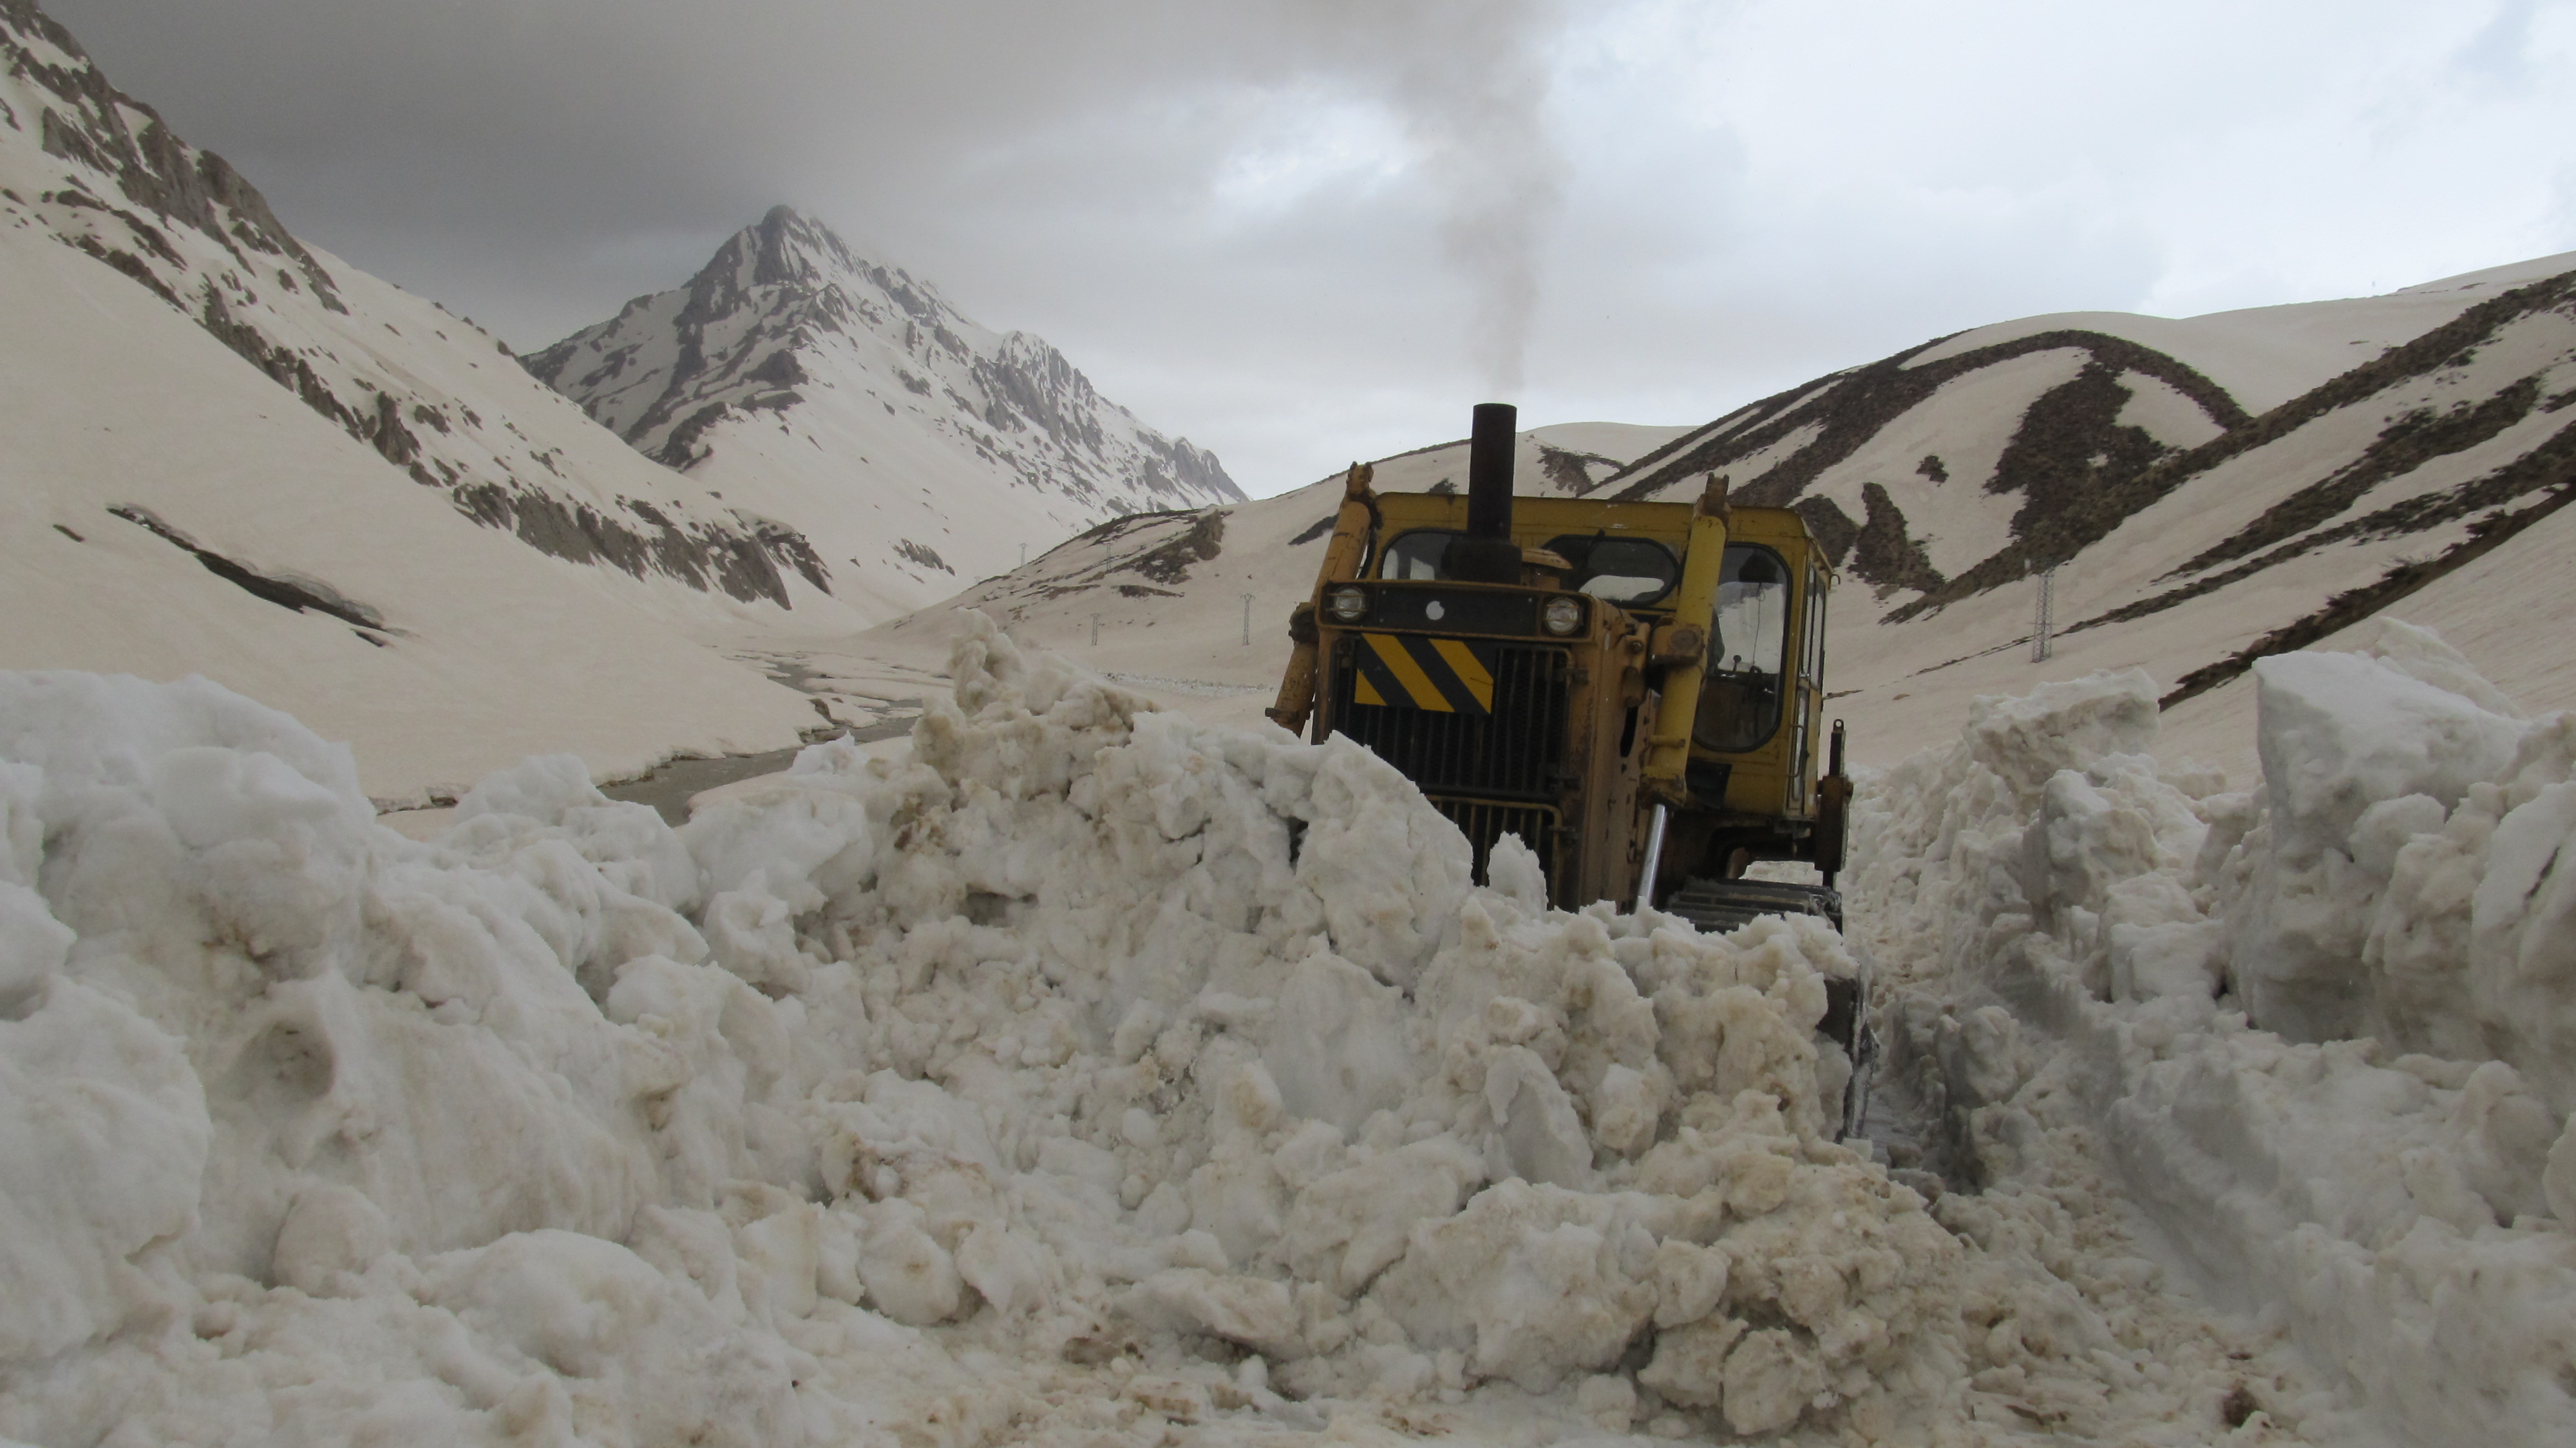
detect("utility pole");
top-left (1018, 542), bottom-right (1027, 567)
top-left (2031, 566), bottom-right (2057, 663)
top-left (1090, 613), bottom-right (1102, 647)
top-left (1241, 594), bottom-right (1253, 646)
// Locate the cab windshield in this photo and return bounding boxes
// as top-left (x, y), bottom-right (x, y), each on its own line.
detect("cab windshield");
top-left (1694, 545), bottom-right (1790, 752)
top-left (1378, 528), bottom-right (1679, 606)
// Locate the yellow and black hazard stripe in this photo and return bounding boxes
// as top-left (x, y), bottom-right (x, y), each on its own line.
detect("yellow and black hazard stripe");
top-left (1350, 633), bottom-right (1497, 714)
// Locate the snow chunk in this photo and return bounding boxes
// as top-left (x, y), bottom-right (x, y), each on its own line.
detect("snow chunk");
top-left (0, 980), bottom-right (208, 1359)
top-left (1852, 624), bottom-right (2576, 1447)
top-left (2254, 649), bottom-right (2523, 857)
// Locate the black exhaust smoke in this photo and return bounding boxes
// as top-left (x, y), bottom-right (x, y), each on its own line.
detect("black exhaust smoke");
top-left (1450, 402), bottom-right (1521, 584)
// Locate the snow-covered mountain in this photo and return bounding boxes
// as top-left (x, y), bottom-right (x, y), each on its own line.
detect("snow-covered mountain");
top-left (0, 2), bottom-right (846, 613)
top-left (522, 207), bottom-right (1245, 620)
top-left (0, 0), bottom-right (853, 801)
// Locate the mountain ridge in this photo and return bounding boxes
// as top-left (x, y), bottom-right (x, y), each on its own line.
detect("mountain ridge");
top-left (0, 0), bottom-right (848, 611)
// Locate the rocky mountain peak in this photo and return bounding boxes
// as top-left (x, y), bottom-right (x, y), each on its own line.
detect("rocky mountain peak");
top-left (520, 205), bottom-right (1242, 617)
top-left (746, 204), bottom-right (853, 287)
top-left (681, 204), bottom-right (877, 318)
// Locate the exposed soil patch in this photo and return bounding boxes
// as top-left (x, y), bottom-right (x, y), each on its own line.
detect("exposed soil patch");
top-left (1289, 513), bottom-right (1338, 547)
top-left (450, 483), bottom-right (829, 608)
top-left (1127, 508), bottom-right (1225, 586)
top-left (1850, 482), bottom-right (1947, 595)
top-left (108, 504), bottom-right (389, 632)
top-left (894, 539), bottom-right (954, 573)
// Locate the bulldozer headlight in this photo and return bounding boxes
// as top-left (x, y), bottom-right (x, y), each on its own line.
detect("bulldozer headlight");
top-left (1325, 585), bottom-right (1369, 624)
top-left (1542, 596), bottom-right (1584, 636)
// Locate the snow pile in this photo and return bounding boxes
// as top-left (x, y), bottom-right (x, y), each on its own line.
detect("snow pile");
top-left (1848, 619), bottom-right (2576, 1446)
top-left (1, 626), bottom-right (2029, 1445)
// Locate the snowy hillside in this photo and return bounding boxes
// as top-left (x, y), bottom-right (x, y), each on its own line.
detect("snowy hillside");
top-left (1591, 252), bottom-right (2576, 764)
top-left (0, 0), bottom-right (864, 801)
top-left (718, 421), bottom-right (1691, 734)
top-left (524, 207), bottom-right (1246, 621)
top-left (815, 258), bottom-right (2576, 777)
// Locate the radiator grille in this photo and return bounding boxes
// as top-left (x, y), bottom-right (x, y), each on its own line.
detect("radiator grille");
top-left (1328, 640), bottom-right (1569, 799)
top-left (1432, 797), bottom-right (1564, 902)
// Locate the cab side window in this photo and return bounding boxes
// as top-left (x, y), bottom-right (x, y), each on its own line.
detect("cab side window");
top-left (1693, 545), bottom-right (1790, 753)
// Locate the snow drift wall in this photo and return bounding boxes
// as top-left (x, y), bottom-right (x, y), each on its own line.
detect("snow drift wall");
top-left (0, 629), bottom-right (1984, 1445)
top-left (1848, 619), bottom-right (2576, 1446)
top-left (13, 616), bottom-right (2562, 1444)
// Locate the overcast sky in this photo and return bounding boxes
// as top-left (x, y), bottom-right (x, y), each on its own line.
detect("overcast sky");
top-left (42, 0), bottom-right (2576, 497)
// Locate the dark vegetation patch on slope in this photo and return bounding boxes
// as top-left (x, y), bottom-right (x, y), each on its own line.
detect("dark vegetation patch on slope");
top-left (1978, 359), bottom-right (2191, 568)
top-left (1848, 482), bottom-right (1947, 595)
top-left (2163, 376), bottom-right (2543, 578)
top-left (1603, 331), bottom-right (2246, 600)
top-left (1606, 331), bottom-right (2248, 511)
top-left (1605, 385), bottom-right (1830, 492)
top-left (2072, 412), bottom-right (2576, 650)
top-left (1788, 486), bottom-right (1949, 594)
top-left (1537, 441), bottom-right (1621, 495)
top-left (1790, 497), bottom-right (1857, 567)
top-left (2158, 434), bottom-right (2576, 709)
top-left (1894, 267), bottom-right (2576, 622)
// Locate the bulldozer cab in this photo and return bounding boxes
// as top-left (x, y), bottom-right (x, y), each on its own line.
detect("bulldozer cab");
top-left (1268, 406), bottom-right (1850, 917)
top-left (1669, 508), bottom-right (1841, 883)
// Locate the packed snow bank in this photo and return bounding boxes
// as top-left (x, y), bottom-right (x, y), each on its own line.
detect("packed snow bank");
top-left (3, 634), bottom-right (2335, 1446)
top-left (1848, 619), bottom-right (2576, 1447)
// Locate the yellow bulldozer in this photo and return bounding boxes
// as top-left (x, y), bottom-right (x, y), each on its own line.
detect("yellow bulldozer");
top-left (1269, 405), bottom-right (1870, 1127)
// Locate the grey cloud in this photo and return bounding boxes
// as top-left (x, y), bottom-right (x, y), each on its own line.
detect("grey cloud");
top-left (33, 0), bottom-right (2576, 497)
